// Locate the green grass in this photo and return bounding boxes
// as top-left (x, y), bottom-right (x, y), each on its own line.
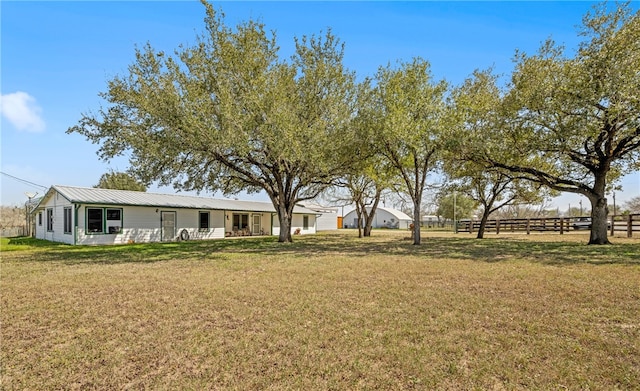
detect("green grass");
top-left (2, 231), bottom-right (639, 390)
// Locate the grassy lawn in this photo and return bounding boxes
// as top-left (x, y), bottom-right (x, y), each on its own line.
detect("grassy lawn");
top-left (1, 231), bottom-right (639, 390)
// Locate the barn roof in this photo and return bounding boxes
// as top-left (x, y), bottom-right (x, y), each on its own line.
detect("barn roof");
top-left (35, 185), bottom-right (316, 214)
top-left (375, 207), bottom-right (413, 221)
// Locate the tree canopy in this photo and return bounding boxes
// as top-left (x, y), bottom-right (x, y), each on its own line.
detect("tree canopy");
top-left (371, 58), bottom-right (452, 244)
top-left (94, 170), bottom-right (147, 192)
top-left (446, 70), bottom-right (548, 238)
top-left (624, 196), bottom-right (640, 214)
top-left (483, 3), bottom-right (640, 244)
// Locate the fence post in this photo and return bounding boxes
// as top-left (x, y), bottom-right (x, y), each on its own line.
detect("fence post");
top-left (560, 218), bottom-right (564, 234)
top-left (610, 215), bottom-right (615, 236)
top-left (526, 219), bottom-right (531, 235)
top-left (628, 214), bottom-right (633, 238)
top-left (496, 219), bottom-right (500, 235)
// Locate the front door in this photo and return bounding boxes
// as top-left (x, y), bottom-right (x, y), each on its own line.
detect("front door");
top-left (161, 211), bottom-right (176, 241)
top-left (252, 215), bottom-right (261, 235)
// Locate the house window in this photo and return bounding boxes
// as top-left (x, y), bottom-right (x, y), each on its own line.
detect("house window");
top-left (199, 211), bottom-right (210, 231)
top-left (106, 209), bottom-right (121, 221)
top-left (38, 212), bottom-right (42, 226)
top-left (46, 208), bottom-right (54, 232)
top-left (87, 208), bottom-right (103, 233)
top-left (232, 213), bottom-right (249, 230)
top-left (86, 207), bottom-right (123, 234)
top-left (63, 207), bottom-right (72, 234)
top-left (303, 215), bottom-right (309, 230)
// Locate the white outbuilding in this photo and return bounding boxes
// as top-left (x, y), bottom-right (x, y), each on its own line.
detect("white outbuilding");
top-left (32, 185), bottom-right (318, 245)
top-left (298, 203), bottom-right (339, 231)
top-left (343, 207), bottom-right (413, 229)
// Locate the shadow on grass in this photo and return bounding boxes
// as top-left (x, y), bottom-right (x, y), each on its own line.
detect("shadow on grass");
top-left (3, 233), bottom-right (639, 266)
top-left (272, 233), bottom-right (640, 266)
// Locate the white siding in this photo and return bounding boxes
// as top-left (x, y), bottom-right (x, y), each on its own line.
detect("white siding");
top-left (34, 192), bottom-right (74, 244)
top-left (315, 212), bottom-right (338, 231)
top-left (272, 214), bottom-right (280, 236)
top-left (293, 214), bottom-right (316, 235)
top-left (298, 203), bottom-right (338, 231)
top-left (76, 206), bottom-right (226, 245)
top-left (271, 213), bottom-right (316, 236)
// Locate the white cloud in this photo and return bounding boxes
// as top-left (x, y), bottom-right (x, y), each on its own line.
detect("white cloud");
top-left (0, 91), bottom-right (46, 132)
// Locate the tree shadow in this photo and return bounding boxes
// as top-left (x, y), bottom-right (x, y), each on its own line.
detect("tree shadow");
top-left (233, 232), bottom-right (640, 266)
top-left (3, 232), bottom-right (639, 266)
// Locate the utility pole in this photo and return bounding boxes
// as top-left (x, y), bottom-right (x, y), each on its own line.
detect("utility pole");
top-left (613, 192), bottom-right (617, 216)
top-left (24, 192), bottom-right (37, 237)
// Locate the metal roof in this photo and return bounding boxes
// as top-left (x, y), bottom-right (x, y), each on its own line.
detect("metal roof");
top-left (36, 185), bottom-right (317, 214)
top-left (377, 207), bottom-right (413, 221)
top-left (298, 202), bottom-right (339, 213)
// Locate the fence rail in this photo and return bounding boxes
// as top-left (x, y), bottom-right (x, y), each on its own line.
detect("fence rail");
top-left (456, 214), bottom-right (640, 238)
top-left (610, 214), bottom-right (640, 237)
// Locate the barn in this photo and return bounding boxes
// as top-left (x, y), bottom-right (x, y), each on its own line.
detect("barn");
top-left (32, 185), bottom-right (318, 245)
top-left (343, 207), bottom-right (413, 229)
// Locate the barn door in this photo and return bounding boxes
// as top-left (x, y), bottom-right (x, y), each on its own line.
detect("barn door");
top-left (161, 211), bottom-right (176, 241)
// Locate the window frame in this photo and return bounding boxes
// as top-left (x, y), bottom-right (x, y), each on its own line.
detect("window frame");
top-left (46, 208), bottom-right (54, 232)
top-left (232, 213), bottom-right (249, 230)
top-left (85, 207), bottom-right (123, 235)
top-left (63, 207), bottom-right (72, 235)
top-left (303, 215), bottom-right (309, 230)
top-left (38, 212), bottom-right (43, 226)
top-left (106, 209), bottom-right (121, 221)
top-left (87, 207), bottom-right (104, 234)
top-left (199, 211), bottom-right (210, 231)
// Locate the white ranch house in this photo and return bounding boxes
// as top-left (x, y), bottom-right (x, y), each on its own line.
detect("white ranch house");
top-left (33, 185), bottom-right (319, 245)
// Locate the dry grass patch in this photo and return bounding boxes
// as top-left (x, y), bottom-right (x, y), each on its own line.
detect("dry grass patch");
top-left (1, 232), bottom-right (639, 390)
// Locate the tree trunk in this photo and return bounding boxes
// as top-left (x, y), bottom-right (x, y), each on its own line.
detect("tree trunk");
top-left (588, 195), bottom-right (611, 245)
top-left (277, 208), bottom-right (293, 243)
top-left (412, 200), bottom-right (421, 245)
top-left (355, 203), bottom-right (363, 238)
top-left (362, 189), bottom-right (382, 237)
top-left (363, 210), bottom-right (373, 237)
top-left (476, 207), bottom-right (491, 239)
top-left (272, 195), bottom-right (294, 243)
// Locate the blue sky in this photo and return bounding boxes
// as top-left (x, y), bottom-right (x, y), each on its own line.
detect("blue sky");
top-left (1, 1), bottom-right (638, 211)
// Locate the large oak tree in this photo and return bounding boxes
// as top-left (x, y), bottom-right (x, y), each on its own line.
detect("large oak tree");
top-left (68, 1), bottom-right (360, 242)
top-left (487, 3), bottom-right (640, 244)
